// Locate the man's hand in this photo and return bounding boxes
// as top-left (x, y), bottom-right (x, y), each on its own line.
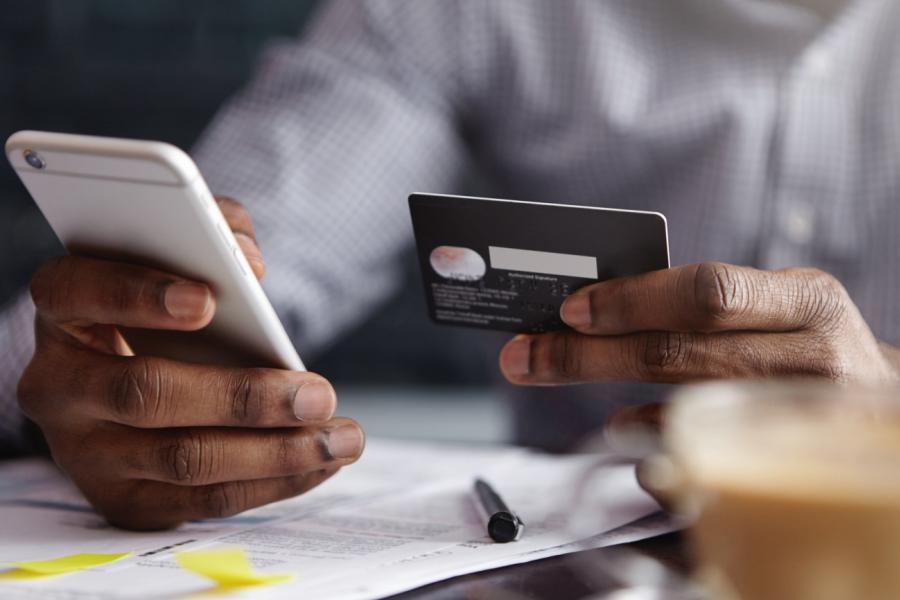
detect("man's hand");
top-left (17, 198), bottom-right (364, 530)
top-left (500, 262), bottom-right (899, 385)
top-left (499, 262), bottom-right (899, 505)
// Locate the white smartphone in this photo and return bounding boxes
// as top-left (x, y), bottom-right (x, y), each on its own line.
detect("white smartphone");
top-left (5, 130), bottom-right (304, 371)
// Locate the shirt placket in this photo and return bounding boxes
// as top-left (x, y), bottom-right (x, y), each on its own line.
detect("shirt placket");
top-left (758, 36), bottom-right (846, 272)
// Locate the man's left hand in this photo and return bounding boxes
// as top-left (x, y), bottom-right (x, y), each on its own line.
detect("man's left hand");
top-left (499, 262), bottom-right (899, 386)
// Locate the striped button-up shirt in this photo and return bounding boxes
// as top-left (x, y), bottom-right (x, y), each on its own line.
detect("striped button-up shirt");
top-left (2, 0), bottom-right (899, 451)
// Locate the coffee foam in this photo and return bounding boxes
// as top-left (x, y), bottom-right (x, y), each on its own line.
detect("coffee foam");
top-left (681, 421), bottom-right (900, 505)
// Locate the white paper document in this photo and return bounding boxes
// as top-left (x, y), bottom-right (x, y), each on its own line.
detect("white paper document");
top-left (0, 438), bottom-right (672, 599)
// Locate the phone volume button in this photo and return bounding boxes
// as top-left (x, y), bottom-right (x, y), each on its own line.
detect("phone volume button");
top-left (216, 221), bottom-right (234, 246)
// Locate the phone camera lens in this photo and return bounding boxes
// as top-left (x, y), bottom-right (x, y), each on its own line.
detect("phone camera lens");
top-left (23, 149), bottom-right (46, 170)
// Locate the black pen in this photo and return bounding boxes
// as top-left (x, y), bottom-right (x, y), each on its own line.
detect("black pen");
top-left (472, 478), bottom-right (525, 543)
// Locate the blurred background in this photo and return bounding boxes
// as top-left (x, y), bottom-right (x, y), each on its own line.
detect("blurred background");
top-left (0, 0), bottom-right (507, 443)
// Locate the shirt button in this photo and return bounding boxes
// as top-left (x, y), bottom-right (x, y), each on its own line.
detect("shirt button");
top-left (782, 204), bottom-right (815, 245)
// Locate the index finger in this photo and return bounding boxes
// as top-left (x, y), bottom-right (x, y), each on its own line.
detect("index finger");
top-left (559, 262), bottom-right (841, 335)
top-left (30, 256), bottom-right (214, 330)
top-left (95, 358), bottom-right (338, 428)
top-left (22, 351), bottom-right (336, 428)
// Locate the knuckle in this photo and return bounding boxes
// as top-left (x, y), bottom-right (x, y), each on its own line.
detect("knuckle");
top-left (280, 473), bottom-right (313, 496)
top-left (610, 285), bottom-right (639, 327)
top-left (534, 333), bottom-right (584, 382)
top-left (272, 430), bottom-right (320, 475)
top-left (637, 331), bottom-right (695, 380)
top-left (278, 431), bottom-right (302, 470)
top-left (802, 270), bottom-right (850, 330)
top-left (691, 262), bottom-right (749, 328)
top-left (274, 430), bottom-right (320, 472)
top-left (160, 431), bottom-right (221, 484)
top-left (107, 270), bottom-right (147, 315)
top-left (108, 358), bottom-right (168, 424)
top-left (583, 287), bottom-right (602, 320)
top-left (224, 371), bottom-right (268, 425)
top-left (818, 359), bottom-right (850, 382)
top-left (558, 334), bottom-right (586, 380)
top-left (201, 482), bottom-right (248, 519)
top-left (279, 432), bottom-right (295, 470)
top-left (30, 256), bottom-right (72, 315)
top-left (804, 334), bottom-right (851, 382)
top-left (815, 271), bottom-right (849, 325)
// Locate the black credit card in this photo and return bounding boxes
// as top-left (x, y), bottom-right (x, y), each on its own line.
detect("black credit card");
top-left (408, 193), bottom-right (670, 334)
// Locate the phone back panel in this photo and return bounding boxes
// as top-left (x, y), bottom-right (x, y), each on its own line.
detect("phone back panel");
top-left (6, 131), bottom-right (304, 371)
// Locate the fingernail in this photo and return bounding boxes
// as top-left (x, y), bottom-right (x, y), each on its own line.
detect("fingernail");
top-left (503, 337), bottom-right (532, 377)
top-left (561, 293), bottom-right (592, 328)
top-left (326, 425), bottom-right (364, 459)
top-left (292, 381), bottom-right (336, 422)
top-left (164, 282), bottom-right (211, 319)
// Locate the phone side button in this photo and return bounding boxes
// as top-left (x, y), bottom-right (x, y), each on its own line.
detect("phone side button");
top-left (217, 221), bottom-right (234, 246)
top-left (232, 247), bottom-right (249, 276)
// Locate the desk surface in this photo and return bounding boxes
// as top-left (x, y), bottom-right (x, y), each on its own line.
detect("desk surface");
top-left (397, 533), bottom-right (690, 600)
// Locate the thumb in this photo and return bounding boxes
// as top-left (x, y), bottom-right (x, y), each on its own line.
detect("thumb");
top-left (603, 402), bottom-right (666, 457)
top-left (604, 403), bottom-right (680, 512)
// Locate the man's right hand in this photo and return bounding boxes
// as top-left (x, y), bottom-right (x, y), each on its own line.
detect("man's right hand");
top-left (17, 202), bottom-right (364, 531)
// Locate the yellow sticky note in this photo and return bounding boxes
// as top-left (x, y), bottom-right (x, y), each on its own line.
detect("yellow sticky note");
top-left (2, 552), bottom-right (130, 579)
top-left (175, 548), bottom-right (293, 588)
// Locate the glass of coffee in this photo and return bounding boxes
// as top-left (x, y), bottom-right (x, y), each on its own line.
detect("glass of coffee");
top-left (665, 381), bottom-right (900, 600)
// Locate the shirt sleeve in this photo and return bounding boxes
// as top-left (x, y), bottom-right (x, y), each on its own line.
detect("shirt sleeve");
top-left (0, 293), bottom-right (35, 456)
top-left (192, 0), bottom-right (471, 357)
